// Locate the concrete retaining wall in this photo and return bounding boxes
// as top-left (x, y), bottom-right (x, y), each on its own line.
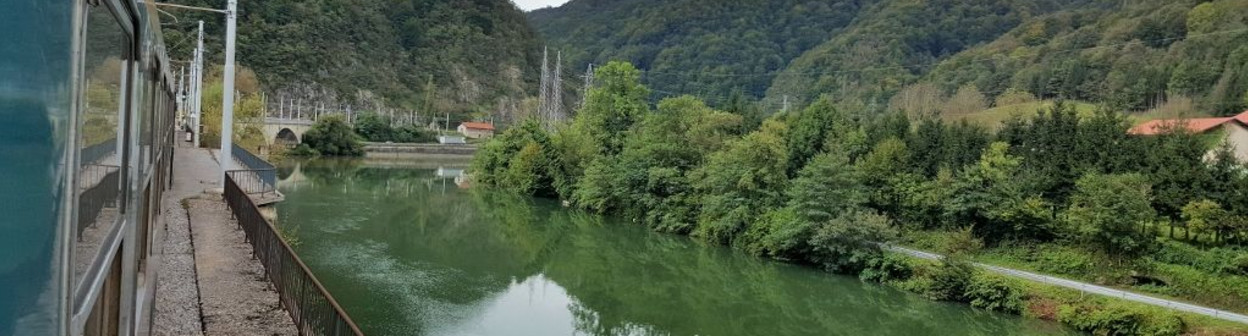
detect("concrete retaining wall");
top-left (363, 142), bottom-right (478, 158)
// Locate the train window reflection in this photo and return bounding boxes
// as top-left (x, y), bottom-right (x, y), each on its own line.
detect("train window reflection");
top-left (73, 3), bottom-right (129, 296)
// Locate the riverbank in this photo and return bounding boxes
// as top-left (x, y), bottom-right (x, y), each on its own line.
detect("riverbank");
top-left (272, 161), bottom-right (1079, 335)
top-left (901, 230), bottom-right (1248, 314)
top-left (880, 246), bottom-right (1248, 335)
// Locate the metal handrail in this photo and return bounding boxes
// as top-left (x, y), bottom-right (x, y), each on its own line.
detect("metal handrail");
top-left (224, 172), bottom-right (364, 336)
top-left (231, 144), bottom-right (277, 193)
top-left (77, 165), bottom-right (121, 240)
top-left (228, 169), bottom-right (277, 195)
top-left (80, 138), bottom-right (118, 165)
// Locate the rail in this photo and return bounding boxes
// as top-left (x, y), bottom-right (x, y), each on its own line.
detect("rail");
top-left (224, 172), bottom-right (364, 336)
top-left (77, 164), bottom-right (120, 240)
top-left (231, 143), bottom-right (277, 195)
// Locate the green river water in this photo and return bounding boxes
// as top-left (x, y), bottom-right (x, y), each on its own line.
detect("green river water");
top-left (275, 158), bottom-right (1075, 336)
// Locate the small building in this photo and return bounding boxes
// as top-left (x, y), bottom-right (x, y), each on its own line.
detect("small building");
top-left (438, 135), bottom-right (467, 144)
top-left (1129, 110), bottom-right (1248, 162)
top-left (457, 122), bottom-right (495, 139)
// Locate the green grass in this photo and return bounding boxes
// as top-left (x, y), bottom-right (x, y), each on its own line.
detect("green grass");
top-left (898, 230), bottom-right (1248, 318)
top-left (885, 251), bottom-right (1248, 335)
top-left (941, 100), bottom-right (1099, 130)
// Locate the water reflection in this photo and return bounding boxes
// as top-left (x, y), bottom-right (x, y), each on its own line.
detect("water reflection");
top-left (277, 159), bottom-right (1073, 336)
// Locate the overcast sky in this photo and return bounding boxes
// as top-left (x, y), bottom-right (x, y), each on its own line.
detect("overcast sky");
top-left (512, 0), bottom-right (570, 11)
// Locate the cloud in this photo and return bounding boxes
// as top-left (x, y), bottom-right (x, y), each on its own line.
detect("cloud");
top-left (511, 0), bottom-right (569, 11)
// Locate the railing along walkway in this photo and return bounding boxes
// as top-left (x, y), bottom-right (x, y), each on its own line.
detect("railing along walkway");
top-left (231, 144), bottom-right (278, 196)
top-left (224, 172), bottom-right (363, 335)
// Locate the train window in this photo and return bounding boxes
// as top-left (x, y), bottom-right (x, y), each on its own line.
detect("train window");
top-left (73, 2), bottom-right (130, 300)
top-left (138, 62), bottom-right (153, 174)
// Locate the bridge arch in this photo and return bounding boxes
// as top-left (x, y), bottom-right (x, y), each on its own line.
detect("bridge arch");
top-left (261, 118), bottom-right (313, 146)
top-left (275, 128), bottom-right (299, 146)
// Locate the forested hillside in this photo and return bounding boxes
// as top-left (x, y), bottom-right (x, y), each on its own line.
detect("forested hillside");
top-left (473, 61), bottom-right (1248, 336)
top-left (921, 0), bottom-right (1248, 115)
top-left (528, 0), bottom-right (874, 102)
top-left (768, 0), bottom-right (1092, 106)
top-left (162, 0), bottom-right (541, 117)
top-left (534, 0), bottom-right (1248, 117)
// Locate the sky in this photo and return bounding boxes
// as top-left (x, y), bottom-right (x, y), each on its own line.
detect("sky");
top-left (512, 0), bottom-right (570, 11)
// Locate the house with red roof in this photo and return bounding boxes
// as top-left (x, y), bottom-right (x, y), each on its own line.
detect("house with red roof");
top-left (1129, 110), bottom-right (1248, 161)
top-left (457, 121), bottom-right (495, 139)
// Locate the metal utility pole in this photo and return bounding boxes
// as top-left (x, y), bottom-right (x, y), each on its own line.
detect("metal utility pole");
top-left (219, 0), bottom-right (238, 187)
top-left (552, 51), bottom-right (563, 123)
top-left (538, 47), bottom-right (549, 124)
top-left (175, 66), bottom-right (184, 113)
top-left (193, 20), bottom-right (204, 148)
top-left (580, 63), bottom-right (594, 110)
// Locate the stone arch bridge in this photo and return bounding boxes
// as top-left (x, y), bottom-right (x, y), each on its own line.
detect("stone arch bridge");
top-left (258, 117), bottom-right (314, 146)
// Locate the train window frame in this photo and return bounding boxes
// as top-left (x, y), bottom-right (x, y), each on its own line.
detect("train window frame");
top-left (69, 0), bottom-right (136, 325)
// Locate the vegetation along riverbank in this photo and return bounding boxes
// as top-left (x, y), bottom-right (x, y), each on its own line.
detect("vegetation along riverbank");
top-left (471, 61), bottom-right (1248, 335)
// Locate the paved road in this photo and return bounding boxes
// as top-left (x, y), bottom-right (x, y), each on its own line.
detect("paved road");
top-left (885, 245), bottom-right (1248, 324)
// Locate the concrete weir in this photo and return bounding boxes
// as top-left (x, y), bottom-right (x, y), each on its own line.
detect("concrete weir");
top-left (363, 142), bottom-right (477, 159)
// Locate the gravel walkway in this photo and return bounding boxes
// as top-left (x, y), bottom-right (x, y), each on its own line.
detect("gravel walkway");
top-left (153, 137), bottom-right (296, 335)
top-left (188, 199), bottom-right (296, 335)
top-left (153, 140), bottom-right (214, 336)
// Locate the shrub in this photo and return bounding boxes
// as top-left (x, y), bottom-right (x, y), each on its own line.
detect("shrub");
top-left (1231, 254), bottom-right (1248, 276)
top-left (1139, 312), bottom-right (1184, 336)
top-left (471, 119), bottom-right (562, 197)
top-left (1154, 241), bottom-right (1248, 276)
top-left (1057, 304), bottom-right (1183, 336)
top-left (1150, 263), bottom-right (1248, 311)
top-left (300, 115), bottom-right (364, 156)
top-left (743, 207), bottom-right (806, 258)
top-left (1058, 304), bottom-right (1143, 335)
top-left (807, 210), bottom-right (896, 274)
top-left (894, 273), bottom-right (935, 295)
top-left (1035, 245), bottom-right (1095, 275)
top-left (288, 143), bottom-right (319, 157)
top-left (392, 124), bottom-right (435, 143)
top-left (926, 258), bottom-right (975, 302)
top-left (1063, 173), bottom-right (1157, 259)
top-left (965, 275), bottom-right (1024, 313)
top-left (859, 254), bottom-right (913, 283)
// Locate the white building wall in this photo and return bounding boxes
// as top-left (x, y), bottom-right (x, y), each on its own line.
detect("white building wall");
top-left (1220, 123), bottom-right (1248, 162)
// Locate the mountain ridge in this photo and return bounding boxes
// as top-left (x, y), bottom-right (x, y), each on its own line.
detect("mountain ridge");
top-left (532, 0), bottom-right (1248, 116)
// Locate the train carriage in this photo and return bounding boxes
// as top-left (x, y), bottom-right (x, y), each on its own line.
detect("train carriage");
top-left (1, 0), bottom-right (178, 335)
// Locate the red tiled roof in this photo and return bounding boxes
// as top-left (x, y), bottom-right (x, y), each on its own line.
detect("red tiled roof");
top-left (1128, 118), bottom-right (1233, 135)
top-left (1234, 110), bottom-right (1248, 125)
top-left (459, 122), bottom-right (495, 131)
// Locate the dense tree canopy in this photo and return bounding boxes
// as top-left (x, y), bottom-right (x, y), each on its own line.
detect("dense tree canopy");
top-left (474, 61), bottom-right (1248, 259)
top-left (297, 115), bottom-right (364, 156)
top-left (529, 0), bottom-right (871, 100)
top-left (537, 0), bottom-right (1248, 119)
top-left (163, 0), bottom-right (541, 118)
top-left (470, 61), bottom-right (1248, 333)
